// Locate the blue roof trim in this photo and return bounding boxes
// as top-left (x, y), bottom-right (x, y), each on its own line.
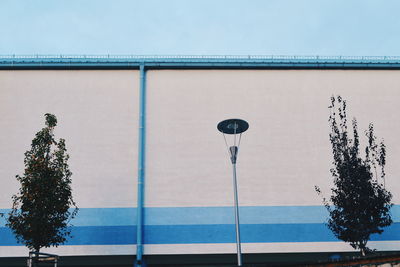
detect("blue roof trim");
top-left (1, 55), bottom-right (400, 69)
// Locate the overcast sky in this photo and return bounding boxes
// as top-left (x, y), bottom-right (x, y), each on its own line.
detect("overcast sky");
top-left (1, 0), bottom-right (400, 56)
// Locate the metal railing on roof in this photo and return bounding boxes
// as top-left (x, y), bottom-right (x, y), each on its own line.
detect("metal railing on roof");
top-left (0, 54), bottom-right (400, 60)
top-left (2, 55), bottom-right (400, 69)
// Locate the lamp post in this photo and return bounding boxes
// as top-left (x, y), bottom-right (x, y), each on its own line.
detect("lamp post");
top-left (217, 118), bottom-right (249, 267)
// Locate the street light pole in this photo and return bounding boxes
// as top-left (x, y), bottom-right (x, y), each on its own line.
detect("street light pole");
top-left (232, 161), bottom-right (242, 266)
top-left (217, 119), bottom-right (249, 267)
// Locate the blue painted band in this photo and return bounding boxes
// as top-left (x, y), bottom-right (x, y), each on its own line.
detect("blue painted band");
top-left (144, 206), bottom-right (331, 225)
top-left (0, 208), bottom-right (137, 227)
top-left (0, 226), bottom-right (136, 246)
top-left (1, 223), bottom-right (400, 246)
top-left (2, 206), bottom-right (400, 226)
top-left (144, 223), bottom-right (400, 244)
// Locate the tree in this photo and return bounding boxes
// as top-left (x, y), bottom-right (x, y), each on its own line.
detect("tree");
top-left (7, 114), bottom-right (78, 254)
top-left (316, 96), bottom-right (392, 256)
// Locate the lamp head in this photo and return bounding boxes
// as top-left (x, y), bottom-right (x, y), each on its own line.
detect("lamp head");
top-left (217, 119), bottom-right (249, 135)
top-left (217, 119), bottom-right (249, 164)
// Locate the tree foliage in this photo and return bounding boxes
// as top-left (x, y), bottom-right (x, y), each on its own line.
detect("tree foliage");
top-left (7, 114), bottom-right (78, 252)
top-left (316, 96), bottom-right (392, 255)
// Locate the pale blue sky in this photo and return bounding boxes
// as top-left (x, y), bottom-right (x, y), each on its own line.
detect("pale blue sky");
top-left (1, 0), bottom-right (400, 56)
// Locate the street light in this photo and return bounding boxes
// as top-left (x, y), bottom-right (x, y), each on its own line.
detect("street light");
top-left (217, 118), bottom-right (249, 267)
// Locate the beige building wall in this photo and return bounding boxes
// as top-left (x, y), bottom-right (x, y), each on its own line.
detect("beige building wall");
top-left (1, 68), bottom-right (400, 256)
top-left (146, 69), bottom-right (400, 207)
top-left (2, 69), bottom-right (398, 209)
top-left (0, 70), bottom-right (140, 209)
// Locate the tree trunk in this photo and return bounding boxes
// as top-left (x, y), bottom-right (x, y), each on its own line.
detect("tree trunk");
top-left (33, 249), bottom-right (39, 267)
top-left (360, 247), bottom-right (366, 257)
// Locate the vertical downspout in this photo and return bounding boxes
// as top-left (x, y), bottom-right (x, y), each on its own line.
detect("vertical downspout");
top-left (135, 64), bottom-right (146, 267)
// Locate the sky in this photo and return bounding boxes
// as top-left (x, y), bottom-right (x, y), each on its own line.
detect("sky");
top-left (1, 0), bottom-right (400, 56)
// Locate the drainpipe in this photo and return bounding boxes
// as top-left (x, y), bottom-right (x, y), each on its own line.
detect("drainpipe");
top-left (135, 64), bottom-right (146, 267)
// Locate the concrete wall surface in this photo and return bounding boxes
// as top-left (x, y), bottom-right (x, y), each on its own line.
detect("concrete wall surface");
top-left (1, 69), bottom-right (400, 257)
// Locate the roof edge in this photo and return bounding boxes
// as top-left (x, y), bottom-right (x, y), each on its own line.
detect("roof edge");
top-left (2, 55), bottom-right (400, 69)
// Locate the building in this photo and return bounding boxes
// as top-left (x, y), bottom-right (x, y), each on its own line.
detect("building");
top-left (1, 55), bottom-right (400, 266)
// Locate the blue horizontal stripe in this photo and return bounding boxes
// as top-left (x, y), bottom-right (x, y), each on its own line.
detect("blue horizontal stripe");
top-left (2, 206), bottom-right (400, 226)
top-left (144, 206), bottom-right (331, 225)
top-left (0, 226), bottom-right (136, 246)
top-left (0, 208), bottom-right (137, 227)
top-left (143, 223), bottom-right (338, 244)
top-left (70, 208), bottom-right (136, 226)
top-left (1, 223), bottom-right (400, 246)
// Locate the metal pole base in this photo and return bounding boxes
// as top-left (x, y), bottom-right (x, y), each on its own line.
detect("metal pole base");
top-left (134, 259), bottom-right (147, 267)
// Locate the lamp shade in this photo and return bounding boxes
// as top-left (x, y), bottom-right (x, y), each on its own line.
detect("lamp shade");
top-left (217, 119), bottom-right (249, 135)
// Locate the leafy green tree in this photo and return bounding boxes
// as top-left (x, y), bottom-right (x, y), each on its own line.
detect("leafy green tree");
top-left (7, 114), bottom-right (78, 254)
top-left (316, 96), bottom-right (392, 256)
